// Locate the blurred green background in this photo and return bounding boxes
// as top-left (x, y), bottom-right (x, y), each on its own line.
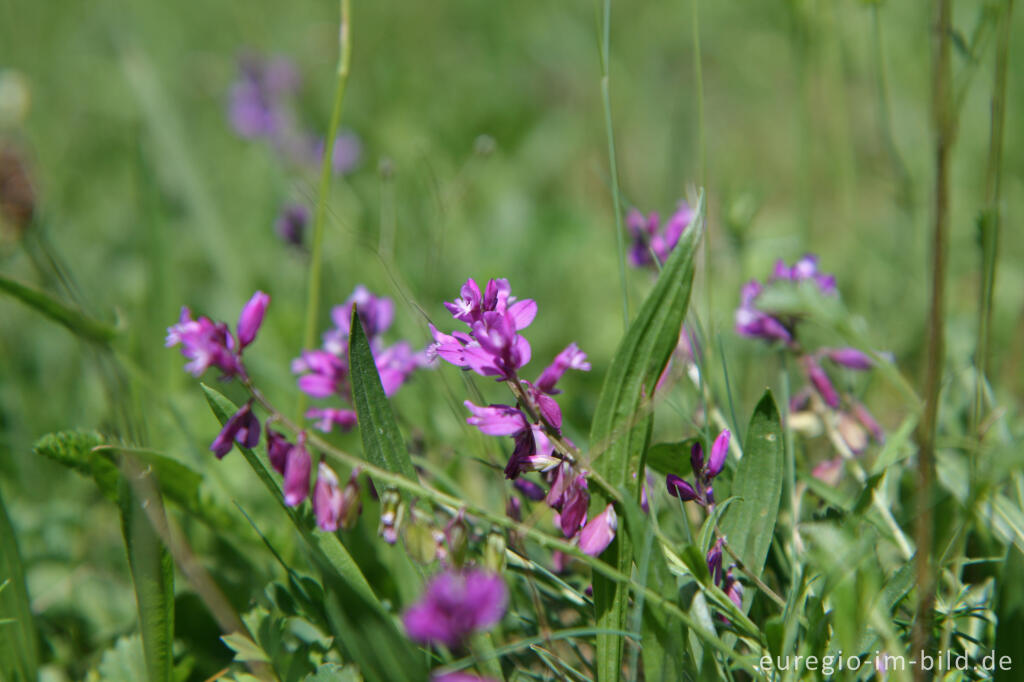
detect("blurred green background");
top-left (1, 0), bottom-right (1021, 678)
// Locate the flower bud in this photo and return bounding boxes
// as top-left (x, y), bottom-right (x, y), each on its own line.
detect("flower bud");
top-left (446, 512), bottom-right (469, 568)
top-left (483, 532), bottom-right (507, 573)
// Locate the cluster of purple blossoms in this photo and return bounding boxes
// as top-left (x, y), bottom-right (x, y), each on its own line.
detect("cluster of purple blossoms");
top-left (626, 201), bottom-right (695, 267)
top-left (735, 255), bottom-right (884, 455)
top-left (167, 291), bottom-right (364, 531)
top-left (706, 538), bottom-right (743, 617)
top-left (665, 430), bottom-right (731, 508)
top-left (294, 285), bottom-right (432, 433)
top-left (403, 568), bottom-right (507, 650)
top-left (431, 278), bottom-right (617, 557)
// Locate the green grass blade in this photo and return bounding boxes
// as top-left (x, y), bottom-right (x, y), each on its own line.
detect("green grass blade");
top-left (200, 383), bottom-right (380, 608)
top-left (589, 193), bottom-right (704, 681)
top-left (0, 272), bottom-right (117, 345)
top-left (0, 489), bottom-right (39, 682)
top-left (348, 310), bottom-right (418, 481)
top-left (118, 472), bottom-right (175, 682)
top-left (719, 390), bottom-right (784, 604)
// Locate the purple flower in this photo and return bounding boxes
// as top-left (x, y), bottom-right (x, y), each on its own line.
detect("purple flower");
top-left (210, 402), bottom-right (260, 458)
top-left (313, 132), bottom-right (362, 175)
top-left (666, 474), bottom-right (699, 501)
top-left (824, 347), bottom-right (874, 371)
top-left (559, 475), bottom-right (589, 537)
top-left (403, 569), bottom-right (508, 649)
top-left (327, 285), bottom-right (395, 345)
top-left (293, 350), bottom-right (347, 398)
top-left (283, 434), bottom-right (312, 507)
top-left (305, 407), bottom-right (358, 433)
top-left (266, 426), bottom-right (291, 474)
top-left (464, 401), bottom-right (528, 436)
top-left (852, 401), bottom-right (884, 443)
top-left (626, 201), bottom-right (694, 267)
top-left (706, 538), bottom-right (724, 584)
top-left (166, 307), bottom-right (241, 378)
top-left (375, 341), bottom-right (426, 397)
top-left (665, 430), bottom-right (730, 507)
top-left (513, 478), bottom-right (546, 501)
top-left (275, 203), bottom-right (309, 246)
top-left (578, 504), bottom-right (617, 556)
top-left (237, 291), bottom-right (269, 349)
top-left (535, 342), bottom-right (590, 394)
top-left (228, 55), bottom-right (298, 140)
top-left (734, 281), bottom-right (792, 344)
top-left (313, 461), bottom-right (344, 531)
top-left (804, 357), bottom-right (840, 408)
top-left (706, 430), bottom-right (730, 478)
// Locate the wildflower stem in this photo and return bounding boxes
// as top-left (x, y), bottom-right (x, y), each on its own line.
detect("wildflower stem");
top-left (299, 0), bottom-right (352, 422)
top-left (714, 530), bottom-right (787, 608)
top-left (598, 0), bottom-right (630, 330)
top-left (912, 0), bottom-right (954, 669)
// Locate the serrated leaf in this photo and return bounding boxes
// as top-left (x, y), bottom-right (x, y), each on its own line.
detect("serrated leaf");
top-left (304, 663), bottom-right (363, 682)
top-left (0, 489), bottom-right (38, 682)
top-left (0, 272), bottom-right (118, 345)
top-left (200, 384), bottom-right (380, 609)
top-left (221, 632), bottom-right (270, 663)
top-left (118, 472), bottom-right (175, 682)
top-left (348, 310), bottom-right (417, 481)
top-left (33, 430), bottom-right (118, 500)
top-left (718, 390), bottom-right (784, 608)
top-left (94, 635), bottom-right (149, 681)
top-left (589, 193), bottom-right (704, 682)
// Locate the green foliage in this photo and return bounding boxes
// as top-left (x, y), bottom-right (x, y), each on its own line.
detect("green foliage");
top-left (0, 490), bottom-right (38, 682)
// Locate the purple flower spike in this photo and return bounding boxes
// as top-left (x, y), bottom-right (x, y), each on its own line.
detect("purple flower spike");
top-left (464, 401), bottom-right (528, 436)
top-left (313, 461), bottom-right (344, 532)
top-left (535, 342), bottom-right (591, 394)
top-left (210, 402), bottom-right (260, 458)
top-left (275, 203), bottom-right (309, 246)
top-left (403, 569), bottom-right (508, 649)
top-left (825, 347), bottom-right (874, 371)
top-left (237, 291), bottom-right (270, 349)
top-left (305, 407), bottom-right (358, 434)
top-left (266, 426), bottom-right (291, 474)
top-left (666, 474), bottom-right (699, 501)
top-left (283, 434), bottom-right (312, 507)
top-left (805, 357), bottom-right (840, 408)
top-left (706, 430), bottom-right (730, 478)
top-left (578, 504), bottom-right (617, 556)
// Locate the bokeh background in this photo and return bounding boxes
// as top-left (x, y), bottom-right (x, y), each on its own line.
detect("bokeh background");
top-left (1, 0), bottom-right (1021, 678)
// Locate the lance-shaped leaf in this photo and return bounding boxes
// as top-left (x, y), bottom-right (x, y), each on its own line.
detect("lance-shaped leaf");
top-left (0, 272), bottom-right (117, 345)
top-left (0, 489), bottom-right (38, 682)
top-left (348, 308), bottom-right (418, 481)
top-left (589, 192), bottom-right (704, 681)
top-left (719, 390), bottom-right (784, 606)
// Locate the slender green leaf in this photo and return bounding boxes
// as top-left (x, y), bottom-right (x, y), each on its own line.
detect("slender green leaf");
top-left (0, 489), bottom-right (38, 682)
top-left (200, 384), bottom-right (379, 608)
top-left (589, 193), bottom-right (704, 681)
top-left (719, 391), bottom-right (784, 604)
top-left (0, 272), bottom-right (118, 344)
top-left (118, 473), bottom-right (175, 682)
top-left (348, 310), bottom-right (417, 481)
top-left (995, 546), bottom-right (1024, 681)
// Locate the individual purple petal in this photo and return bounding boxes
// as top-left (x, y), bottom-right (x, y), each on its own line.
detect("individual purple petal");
top-left (482, 279), bottom-right (511, 313)
top-left (805, 357), bottom-right (840, 408)
top-left (210, 402), bottom-right (259, 458)
top-left (662, 201), bottom-right (694, 253)
top-left (578, 504), bottom-right (617, 556)
top-left (504, 428), bottom-right (536, 479)
top-left (690, 442), bottom-right (704, 476)
top-left (283, 435), bottom-right (312, 507)
top-left (824, 347), bottom-right (874, 371)
top-left (666, 474), bottom-right (699, 501)
top-left (706, 430), bottom-right (730, 478)
top-left (559, 476), bottom-right (589, 537)
top-left (535, 342), bottom-right (590, 394)
top-left (506, 298), bottom-right (537, 331)
top-left (305, 407), bottom-right (358, 433)
top-left (533, 392), bottom-right (562, 430)
top-left (852, 401), bottom-right (885, 443)
top-left (237, 291), bottom-right (270, 349)
top-left (706, 538), bottom-right (724, 585)
top-left (545, 463), bottom-right (572, 509)
top-left (402, 569), bottom-right (508, 649)
top-left (266, 426), bottom-right (291, 474)
top-left (464, 401), bottom-right (528, 436)
top-left (313, 461), bottom-right (344, 532)
top-left (375, 341), bottom-right (420, 397)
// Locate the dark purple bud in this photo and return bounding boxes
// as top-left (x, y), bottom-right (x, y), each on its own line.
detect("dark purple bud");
top-left (237, 291), bottom-right (270, 349)
top-left (210, 402), bottom-right (259, 458)
top-left (706, 430), bottom-right (730, 479)
top-left (503, 428), bottom-right (536, 480)
top-left (513, 477), bottom-right (546, 501)
top-left (805, 357), bottom-right (840, 408)
top-left (666, 474), bottom-right (699, 501)
top-left (266, 426), bottom-right (291, 474)
top-left (825, 347), bottom-right (873, 371)
top-left (578, 504), bottom-right (617, 556)
top-left (690, 442), bottom-right (704, 476)
top-left (283, 434), bottom-right (311, 507)
top-left (853, 401), bottom-right (885, 443)
top-left (275, 203), bottom-right (309, 246)
top-left (706, 538), bottom-right (724, 585)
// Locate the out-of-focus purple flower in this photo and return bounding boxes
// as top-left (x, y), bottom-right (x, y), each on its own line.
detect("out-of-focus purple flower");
top-left (513, 478), bottom-right (546, 501)
top-left (403, 569), bottom-right (508, 649)
top-left (578, 504), bottom-right (617, 556)
top-left (237, 291), bottom-right (269, 349)
top-left (293, 350), bottom-right (347, 398)
top-left (312, 132), bottom-right (362, 175)
top-left (804, 357), bottom-right (840, 408)
top-left (313, 461), bottom-right (344, 531)
top-left (852, 401), bottom-right (885, 443)
top-left (210, 402), bottom-right (260, 458)
top-left (626, 201), bottom-right (694, 267)
top-left (275, 202), bottom-right (309, 246)
top-left (326, 285), bottom-right (395, 348)
top-left (166, 307), bottom-right (241, 378)
top-left (266, 426), bottom-right (291, 474)
top-left (535, 342), bottom-right (590, 394)
top-left (464, 401), bottom-right (528, 436)
top-left (770, 254), bottom-right (836, 294)
top-left (228, 55), bottom-right (298, 140)
top-left (375, 341), bottom-right (426, 397)
top-left (433, 671), bottom-right (499, 682)
top-left (283, 434), bottom-right (312, 507)
top-left (734, 281), bottom-right (792, 344)
top-left (824, 347), bottom-right (874, 371)
top-left (306, 407), bottom-right (358, 433)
